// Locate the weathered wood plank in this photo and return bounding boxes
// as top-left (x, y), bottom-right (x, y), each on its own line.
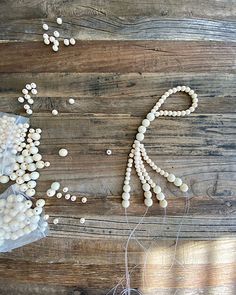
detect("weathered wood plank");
top-left (0, 73), bottom-right (235, 114)
top-left (1, 0), bottom-right (236, 20)
top-left (0, 239), bottom-right (235, 291)
top-left (0, 41), bottom-right (236, 73)
top-left (1, 18), bottom-right (236, 41)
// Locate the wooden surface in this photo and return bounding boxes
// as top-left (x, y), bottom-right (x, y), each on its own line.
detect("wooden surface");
top-left (0, 1), bottom-right (236, 294)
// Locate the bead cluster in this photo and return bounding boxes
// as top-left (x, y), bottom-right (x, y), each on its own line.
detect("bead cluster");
top-left (0, 116), bottom-right (29, 179)
top-left (47, 182), bottom-right (77, 202)
top-left (122, 86), bottom-right (198, 208)
top-left (1, 128), bottom-right (50, 197)
top-left (17, 83), bottom-right (38, 115)
top-left (42, 18), bottom-right (76, 52)
top-left (0, 192), bottom-right (47, 246)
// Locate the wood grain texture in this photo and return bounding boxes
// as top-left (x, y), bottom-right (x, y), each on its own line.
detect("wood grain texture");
top-left (0, 0), bottom-right (236, 294)
top-left (1, 41), bottom-right (236, 73)
top-left (1, 18), bottom-right (236, 42)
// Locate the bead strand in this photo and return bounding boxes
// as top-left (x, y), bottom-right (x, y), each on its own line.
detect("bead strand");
top-left (122, 86), bottom-right (198, 208)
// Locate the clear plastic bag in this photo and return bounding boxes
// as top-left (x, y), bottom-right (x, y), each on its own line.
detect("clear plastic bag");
top-left (0, 184), bottom-right (48, 252)
top-left (0, 112), bottom-right (29, 176)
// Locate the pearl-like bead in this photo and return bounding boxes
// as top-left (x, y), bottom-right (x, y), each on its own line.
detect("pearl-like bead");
top-left (123, 184), bottom-right (131, 193)
top-left (68, 98), bottom-right (75, 104)
top-left (136, 133), bottom-right (144, 141)
top-left (59, 148), bottom-right (68, 157)
top-left (144, 198), bottom-right (153, 207)
top-left (56, 17), bottom-right (62, 25)
top-left (142, 119), bottom-right (150, 127)
top-left (167, 174), bottom-right (176, 182)
top-left (180, 183), bottom-right (189, 192)
top-left (122, 192), bottom-right (130, 200)
top-left (53, 31), bottom-right (60, 38)
top-left (47, 189), bottom-right (56, 197)
top-left (144, 191), bottom-right (152, 198)
top-left (122, 200), bottom-right (130, 208)
top-left (81, 197), bottom-right (87, 203)
top-left (159, 199), bottom-right (168, 208)
top-left (56, 192), bottom-right (62, 198)
top-left (53, 218), bottom-right (59, 225)
top-left (71, 195), bottom-right (77, 202)
top-left (51, 182), bottom-right (60, 191)
top-left (138, 126), bottom-right (146, 133)
top-left (43, 23), bottom-right (49, 30)
top-left (70, 38), bottom-right (76, 45)
top-left (146, 112), bottom-right (155, 121)
top-left (64, 39), bottom-right (70, 46)
top-left (36, 199), bottom-right (45, 207)
top-left (156, 192), bottom-right (165, 201)
top-left (174, 178), bottom-right (182, 187)
top-left (142, 183), bottom-right (150, 192)
top-left (80, 217), bottom-right (85, 224)
top-left (52, 109), bottom-right (58, 116)
top-left (153, 186), bottom-right (161, 194)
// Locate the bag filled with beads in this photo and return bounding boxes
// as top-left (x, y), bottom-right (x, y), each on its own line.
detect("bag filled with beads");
top-left (0, 184), bottom-right (48, 252)
top-left (0, 112), bottom-right (29, 179)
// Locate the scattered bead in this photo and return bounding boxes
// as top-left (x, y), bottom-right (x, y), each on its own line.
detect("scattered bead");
top-left (52, 109), bottom-right (58, 116)
top-left (63, 39), bottom-right (70, 46)
top-left (106, 149), bottom-right (112, 156)
top-left (56, 17), bottom-right (62, 25)
top-left (59, 148), bottom-right (68, 157)
top-left (53, 218), bottom-right (59, 225)
top-left (71, 195), bottom-right (77, 202)
top-left (70, 38), bottom-right (76, 45)
top-left (68, 98), bottom-right (75, 104)
top-left (51, 182), bottom-right (60, 191)
top-left (81, 197), bottom-right (87, 203)
top-left (43, 23), bottom-right (49, 31)
top-left (62, 187), bottom-right (68, 193)
top-left (80, 217), bottom-right (85, 224)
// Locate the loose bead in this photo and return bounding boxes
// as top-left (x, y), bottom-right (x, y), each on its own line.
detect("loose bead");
top-left (56, 192), bottom-right (62, 199)
top-left (71, 195), bottom-right (77, 202)
top-left (68, 98), bottom-right (75, 104)
top-left (81, 197), bottom-right (87, 203)
top-left (64, 39), bottom-right (70, 46)
top-left (65, 194), bottom-right (71, 200)
top-left (53, 218), bottom-right (59, 225)
top-left (62, 187), bottom-right (68, 193)
top-left (26, 189), bottom-right (35, 197)
top-left (56, 17), bottom-right (62, 25)
top-left (53, 31), bottom-right (60, 38)
top-left (33, 207), bottom-right (42, 215)
top-left (47, 189), bottom-right (56, 197)
top-left (70, 38), bottom-right (76, 45)
top-left (52, 45), bottom-right (59, 52)
top-left (36, 199), bottom-right (45, 207)
top-left (80, 217), bottom-right (85, 224)
top-left (43, 214), bottom-right (49, 220)
top-left (180, 183), bottom-right (188, 192)
top-left (52, 109), bottom-right (58, 116)
top-left (106, 149), bottom-right (112, 155)
top-left (59, 148), bottom-right (68, 157)
top-left (51, 182), bottom-right (60, 191)
top-left (43, 23), bottom-right (49, 30)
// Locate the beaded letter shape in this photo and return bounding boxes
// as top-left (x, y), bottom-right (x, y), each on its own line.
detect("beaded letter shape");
top-left (122, 86), bottom-right (198, 209)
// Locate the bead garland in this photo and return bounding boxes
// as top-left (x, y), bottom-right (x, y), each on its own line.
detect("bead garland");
top-left (122, 86), bottom-right (198, 208)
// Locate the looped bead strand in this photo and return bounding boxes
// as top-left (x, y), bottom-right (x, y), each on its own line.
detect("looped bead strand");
top-left (122, 86), bottom-right (198, 208)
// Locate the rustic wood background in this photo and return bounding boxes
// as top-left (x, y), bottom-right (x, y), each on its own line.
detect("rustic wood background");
top-left (0, 1), bottom-right (236, 294)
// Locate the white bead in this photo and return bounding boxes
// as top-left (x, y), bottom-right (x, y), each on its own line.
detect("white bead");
top-left (65, 193), bottom-right (71, 200)
top-left (71, 195), bottom-right (77, 202)
top-left (51, 182), bottom-right (60, 191)
top-left (20, 184), bottom-right (28, 192)
top-left (31, 83), bottom-right (37, 89)
top-left (167, 174), bottom-right (176, 182)
top-left (153, 186), bottom-right (161, 194)
top-left (27, 180), bottom-right (37, 188)
top-left (31, 88), bottom-right (37, 95)
top-left (44, 161), bottom-right (50, 167)
top-left (26, 189), bottom-right (35, 197)
top-left (122, 200), bottom-right (130, 208)
top-left (122, 192), bottom-right (130, 200)
top-left (56, 192), bottom-right (62, 199)
top-left (43, 214), bottom-right (49, 220)
top-left (30, 171), bottom-right (40, 180)
top-left (43, 38), bottom-right (50, 45)
top-left (136, 133), bottom-right (144, 141)
top-left (53, 31), bottom-right (60, 38)
top-left (63, 39), bottom-right (70, 46)
top-left (81, 197), bottom-right (87, 203)
top-left (33, 207), bottom-right (42, 215)
top-left (180, 183), bottom-right (188, 192)
top-left (142, 119), bottom-right (150, 127)
top-left (29, 146), bottom-right (39, 155)
top-left (62, 187), bottom-right (68, 193)
top-left (106, 149), bottom-right (112, 155)
top-left (25, 209), bottom-right (34, 217)
top-left (70, 38), bottom-right (76, 45)
top-left (56, 17), bottom-right (62, 25)
top-left (31, 133), bottom-right (41, 141)
top-left (32, 153), bottom-right (42, 162)
top-left (142, 183), bottom-right (150, 192)
top-left (36, 199), bottom-right (45, 207)
top-left (43, 23), bottom-right (49, 30)
top-left (80, 217), bottom-right (85, 224)
top-left (0, 175), bottom-right (9, 184)
top-left (22, 88), bottom-right (28, 95)
top-left (68, 98), bottom-right (75, 104)
top-left (49, 36), bottom-right (55, 43)
top-left (52, 45), bottom-right (59, 52)
top-left (53, 218), bottom-right (59, 225)
top-left (18, 96), bottom-right (24, 103)
top-left (174, 178), bottom-right (182, 187)
top-left (144, 198), bottom-right (153, 207)
top-left (58, 148), bottom-right (68, 157)
top-left (27, 163), bottom-right (36, 172)
top-left (36, 161), bottom-right (45, 169)
top-left (156, 192), bottom-right (165, 201)
top-left (160, 199), bottom-right (168, 208)
top-left (24, 104), bottom-right (30, 110)
top-left (138, 126), bottom-right (146, 134)
top-left (123, 184), bottom-right (131, 193)
top-left (25, 200), bottom-right (33, 208)
top-left (146, 112), bottom-right (155, 121)
top-left (144, 191), bottom-right (152, 199)
top-left (52, 109), bottom-right (58, 116)
top-left (47, 189), bottom-right (56, 197)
